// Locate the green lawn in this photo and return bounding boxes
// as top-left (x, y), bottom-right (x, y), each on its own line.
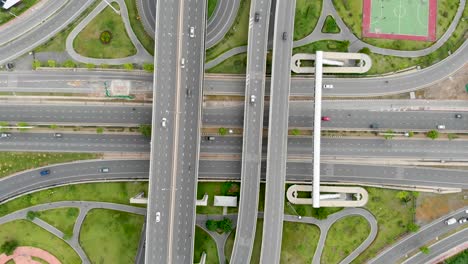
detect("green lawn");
top-left (206, 52), bottom-right (248, 74)
top-left (352, 187), bottom-right (414, 263)
top-left (196, 182), bottom-right (240, 214)
top-left (0, 152), bottom-right (99, 179)
top-left (322, 15), bottom-right (340, 33)
top-left (0, 0), bottom-right (39, 26)
top-left (293, 40), bottom-right (349, 54)
top-left (322, 216), bottom-right (370, 264)
top-left (0, 220), bottom-right (80, 264)
top-left (332, 0), bottom-right (460, 50)
top-left (280, 222), bottom-right (320, 264)
top-left (37, 207), bottom-right (79, 237)
top-left (0, 182), bottom-right (148, 218)
top-left (73, 5), bottom-right (136, 59)
top-left (194, 227), bottom-right (219, 264)
top-left (205, 0), bottom-right (250, 62)
top-left (35, 0), bottom-right (102, 52)
top-left (294, 0), bottom-right (322, 40)
top-left (284, 185), bottom-right (342, 219)
top-left (207, 0), bottom-right (218, 20)
top-left (124, 0), bottom-right (154, 55)
top-left (79, 209), bottom-right (144, 264)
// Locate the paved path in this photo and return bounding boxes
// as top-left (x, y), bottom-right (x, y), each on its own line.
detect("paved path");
top-left (66, 0), bottom-right (153, 65)
top-left (206, 0), bottom-right (467, 69)
top-left (0, 201), bottom-right (146, 264)
top-left (0, 246), bottom-right (61, 264)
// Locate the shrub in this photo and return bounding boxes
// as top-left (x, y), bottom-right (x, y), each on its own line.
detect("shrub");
top-left (420, 246), bottom-right (430, 254)
top-left (143, 63), bottom-right (154, 72)
top-left (218, 127), bottom-right (227, 135)
top-left (219, 218), bottom-right (233, 233)
top-left (47, 60), bottom-right (56, 67)
top-left (86, 63), bottom-right (95, 69)
top-left (407, 223), bottom-right (420, 232)
top-left (32, 60), bottom-right (41, 69)
top-left (291, 128), bottom-right (300, 136)
top-left (358, 47), bottom-right (371, 55)
top-left (124, 63), bottom-right (134, 71)
top-left (139, 125), bottom-right (152, 138)
top-left (100, 31), bottom-right (112, 44)
top-left (26, 210), bottom-right (38, 220)
top-left (63, 60), bottom-right (76, 68)
top-left (96, 127), bottom-right (104, 134)
top-left (408, 131), bottom-right (414, 137)
top-left (17, 122), bottom-right (30, 132)
top-left (426, 130), bottom-right (439, 140)
top-left (205, 220), bottom-right (218, 231)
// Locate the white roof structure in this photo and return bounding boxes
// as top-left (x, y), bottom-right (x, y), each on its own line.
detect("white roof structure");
top-left (1, 0), bottom-right (21, 9)
top-left (214, 196), bottom-right (237, 207)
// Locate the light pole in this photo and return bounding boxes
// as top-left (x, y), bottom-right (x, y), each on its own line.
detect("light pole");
top-left (286, 202), bottom-right (302, 219)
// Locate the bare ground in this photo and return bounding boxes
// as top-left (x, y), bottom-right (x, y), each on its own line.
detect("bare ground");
top-left (415, 190), bottom-right (468, 225)
top-left (415, 65), bottom-right (468, 99)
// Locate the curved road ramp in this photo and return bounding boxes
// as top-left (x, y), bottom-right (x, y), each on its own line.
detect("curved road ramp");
top-left (287, 185), bottom-right (369, 207)
top-left (291, 52), bottom-right (372, 74)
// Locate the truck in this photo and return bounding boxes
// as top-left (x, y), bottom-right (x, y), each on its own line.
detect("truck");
top-left (445, 217), bottom-right (457, 225)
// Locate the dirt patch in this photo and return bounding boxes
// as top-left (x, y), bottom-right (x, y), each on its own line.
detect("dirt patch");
top-left (415, 190), bottom-right (468, 225)
top-left (415, 65), bottom-right (468, 99)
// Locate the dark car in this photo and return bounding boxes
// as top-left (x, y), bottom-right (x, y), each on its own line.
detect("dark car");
top-left (5, 62), bottom-right (14, 71)
top-left (40, 169), bottom-right (51, 176)
top-left (282, 32), bottom-right (287, 40)
top-left (455, 114), bottom-right (462, 119)
top-left (370, 123), bottom-right (379, 129)
top-left (254, 12), bottom-right (260, 22)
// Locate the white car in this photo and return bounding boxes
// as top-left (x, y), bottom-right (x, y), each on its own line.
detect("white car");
top-left (445, 218), bottom-right (457, 225)
top-left (250, 95), bottom-right (256, 103)
top-left (189, 27), bottom-right (195, 38)
top-left (437, 125), bottom-right (446, 130)
top-left (161, 118), bottom-right (167, 128)
top-left (156, 212), bottom-right (161, 222)
top-left (180, 58), bottom-right (185, 68)
top-left (458, 217), bottom-right (467, 224)
top-left (323, 84), bottom-right (334, 89)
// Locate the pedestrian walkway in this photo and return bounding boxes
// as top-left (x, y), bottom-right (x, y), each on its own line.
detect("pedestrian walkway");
top-left (0, 246), bottom-right (61, 264)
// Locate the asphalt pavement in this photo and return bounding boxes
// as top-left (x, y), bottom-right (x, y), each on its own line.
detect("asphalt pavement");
top-left (260, 0), bottom-right (296, 262)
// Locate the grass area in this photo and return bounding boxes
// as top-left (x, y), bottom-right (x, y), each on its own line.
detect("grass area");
top-left (124, 0), bottom-right (154, 55)
top-left (206, 52), bottom-right (247, 74)
top-left (0, 152), bottom-right (99, 179)
top-left (0, 220), bottom-right (80, 264)
top-left (0, 0), bottom-right (39, 26)
top-left (74, 5), bottom-right (136, 58)
top-left (322, 216), bottom-right (370, 264)
top-left (207, 0), bottom-right (218, 20)
top-left (79, 209), bottom-right (144, 264)
top-left (194, 227), bottom-right (219, 264)
top-left (322, 15), bottom-right (340, 33)
top-left (225, 220), bottom-right (263, 264)
top-left (32, 257), bottom-right (48, 264)
top-left (37, 208), bottom-right (79, 237)
top-left (294, 0), bottom-right (322, 40)
top-left (205, 0), bottom-right (250, 62)
top-left (35, 0), bottom-right (102, 52)
top-left (352, 187), bottom-right (414, 263)
top-left (0, 182), bottom-right (148, 218)
top-left (332, 0), bottom-right (460, 50)
top-left (280, 222), bottom-right (320, 264)
top-left (196, 182), bottom-right (240, 215)
top-left (293, 40), bottom-right (349, 54)
top-left (446, 249), bottom-right (468, 264)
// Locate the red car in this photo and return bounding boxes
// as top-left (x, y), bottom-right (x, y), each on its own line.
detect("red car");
top-left (321, 116), bottom-right (331, 121)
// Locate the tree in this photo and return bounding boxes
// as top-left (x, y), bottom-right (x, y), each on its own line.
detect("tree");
top-left (47, 60), bottom-right (56, 67)
top-left (50, 124), bottom-right (57, 129)
top-left (407, 223), bottom-right (420, 232)
top-left (426, 130), bottom-right (439, 140)
top-left (358, 47), bottom-right (371, 55)
top-left (218, 127), bottom-right (227, 136)
top-left (291, 128), bottom-right (300, 136)
top-left (63, 60), bottom-right (76, 68)
top-left (26, 210), bottom-right (38, 221)
top-left (143, 63), bottom-right (154, 72)
top-left (32, 60), bottom-right (41, 69)
top-left (17, 122), bottom-right (30, 132)
top-left (396, 191), bottom-right (411, 203)
top-left (139, 124), bottom-right (152, 138)
top-left (205, 220), bottom-right (218, 231)
top-left (0, 240), bottom-right (19, 255)
top-left (86, 63), bottom-right (95, 69)
top-left (219, 218), bottom-right (233, 233)
top-left (420, 246), bottom-right (430, 254)
top-left (312, 207), bottom-right (328, 220)
top-left (96, 127), bottom-right (104, 134)
top-left (408, 131), bottom-right (414, 137)
top-left (383, 130), bottom-right (395, 140)
top-left (124, 63), bottom-right (134, 71)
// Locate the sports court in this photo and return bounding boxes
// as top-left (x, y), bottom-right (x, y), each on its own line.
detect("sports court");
top-left (362, 0), bottom-right (437, 41)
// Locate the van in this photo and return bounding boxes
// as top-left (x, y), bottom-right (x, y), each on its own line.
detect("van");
top-left (445, 218), bottom-right (457, 225)
top-left (437, 125), bottom-right (446, 130)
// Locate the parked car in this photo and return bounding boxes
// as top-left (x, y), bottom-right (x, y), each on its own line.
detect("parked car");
top-left (458, 217), bottom-right (467, 224)
top-left (40, 169), bottom-right (51, 176)
top-left (321, 116), bottom-right (331, 121)
top-left (99, 167), bottom-right (109, 173)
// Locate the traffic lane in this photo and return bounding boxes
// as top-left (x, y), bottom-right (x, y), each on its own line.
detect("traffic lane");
top-left (200, 137), bottom-right (468, 159)
top-left (0, 71), bottom-right (153, 82)
top-left (0, 105), bottom-right (151, 125)
top-left (0, 133), bottom-right (150, 152)
top-left (404, 229), bottom-right (468, 264)
top-left (370, 208), bottom-right (468, 264)
top-left (197, 160), bottom-right (468, 189)
top-left (0, 159), bottom-right (149, 202)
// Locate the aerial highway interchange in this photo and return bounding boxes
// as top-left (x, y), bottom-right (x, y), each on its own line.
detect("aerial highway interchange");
top-left (0, 0), bottom-right (467, 263)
